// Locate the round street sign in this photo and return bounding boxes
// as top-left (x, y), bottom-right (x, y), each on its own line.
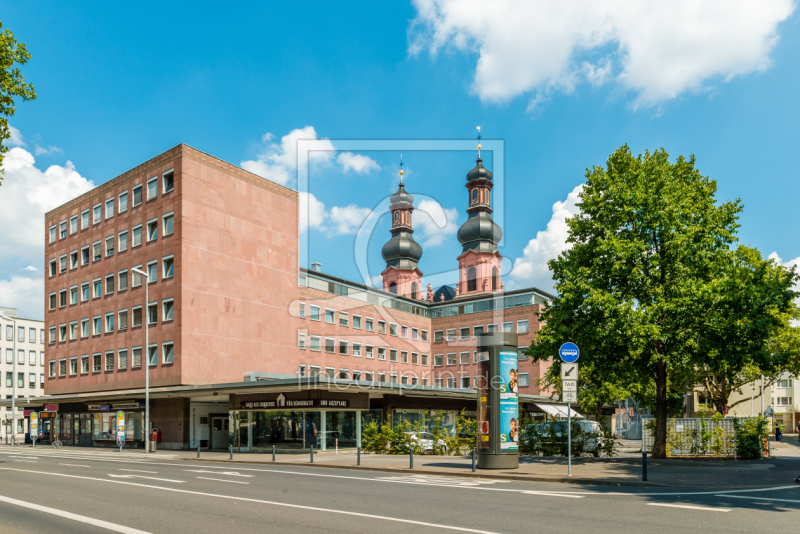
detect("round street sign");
top-left (559, 342), bottom-right (580, 363)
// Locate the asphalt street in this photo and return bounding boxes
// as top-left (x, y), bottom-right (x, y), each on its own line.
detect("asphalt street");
top-left (0, 447), bottom-right (798, 533)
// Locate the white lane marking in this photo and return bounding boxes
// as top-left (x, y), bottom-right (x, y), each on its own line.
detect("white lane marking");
top-left (197, 477), bottom-right (249, 484)
top-left (3, 468), bottom-right (499, 534)
top-left (648, 503), bottom-right (731, 512)
top-left (716, 494), bottom-right (800, 504)
top-left (186, 469), bottom-right (254, 477)
top-left (0, 493), bottom-right (151, 534)
top-left (60, 463), bottom-right (90, 468)
top-left (522, 491), bottom-right (583, 499)
top-left (119, 469), bottom-right (158, 474)
top-left (108, 474), bottom-right (184, 483)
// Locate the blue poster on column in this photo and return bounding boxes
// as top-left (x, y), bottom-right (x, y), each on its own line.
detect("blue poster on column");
top-left (498, 351), bottom-right (519, 450)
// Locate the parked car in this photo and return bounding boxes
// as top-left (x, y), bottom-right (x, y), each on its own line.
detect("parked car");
top-left (532, 420), bottom-right (604, 450)
top-left (405, 432), bottom-right (448, 453)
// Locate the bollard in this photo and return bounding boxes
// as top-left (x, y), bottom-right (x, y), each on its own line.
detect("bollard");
top-left (310, 445), bottom-right (314, 463)
top-left (357, 446), bottom-right (361, 466)
top-left (197, 441), bottom-right (200, 458)
top-left (410, 448), bottom-right (413, 469)
top-left (642, 450), bottom-right (647, 482)
top-left (472, 449), bottom-right (476, 472)
top-left (229, 445), bottom-right (233, 460)
top-left (336, 438), bottom-right (338, 454)
top-left (272, 445), bottom-right (276, 462)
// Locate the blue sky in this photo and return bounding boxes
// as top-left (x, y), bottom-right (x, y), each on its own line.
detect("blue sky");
top-left (2, 1), bottom-right (799, 319)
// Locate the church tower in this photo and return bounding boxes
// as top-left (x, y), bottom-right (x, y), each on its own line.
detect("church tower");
top-left (381, 157), bottom-right (424, 299)
top-left (455, 128), bottom-right (503, 298)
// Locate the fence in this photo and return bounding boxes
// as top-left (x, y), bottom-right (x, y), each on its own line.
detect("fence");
top-left (642, 417), bottom-right (737, 457)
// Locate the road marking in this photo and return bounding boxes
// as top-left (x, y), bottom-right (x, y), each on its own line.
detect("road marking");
top-left (715, 494), bottom-right (800, 504)
top-left (119, 469), bottom-right (158, 474)
top-left (197, 477), bottom-right (249, 484)
top-left (648, 503), bottom-right (730, 512)
top-left (186, 469), bottom-right (253, 477)
top-left (108, 474), bottom-right (184, 483)
top-left (0, 493), bottom-right (151, 534)
top-left (60, 463), bottom-right (90, 467)
top-left (2, 468), bottom-right (499, 534)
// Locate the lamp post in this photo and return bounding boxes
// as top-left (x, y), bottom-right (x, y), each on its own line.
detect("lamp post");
top-left (0, 312), bottom-right (17, 446)
top-left (131, 267), bottom-right (150, 453)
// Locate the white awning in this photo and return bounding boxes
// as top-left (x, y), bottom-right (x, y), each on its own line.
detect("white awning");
top-left (532, 403), bottom-right (584, 419)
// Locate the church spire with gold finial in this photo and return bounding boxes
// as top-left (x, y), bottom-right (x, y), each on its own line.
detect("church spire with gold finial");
top-left (477, 125), bottom-right (482, 159)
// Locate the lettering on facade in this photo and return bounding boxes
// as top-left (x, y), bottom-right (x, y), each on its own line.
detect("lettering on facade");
top-left (232, 392), bottom-right (365, 411)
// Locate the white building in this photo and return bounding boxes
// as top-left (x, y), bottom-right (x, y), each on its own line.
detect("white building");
top-left (771, 373), bottom-right (798, 432)
top-left (0, 307), bottom-right (46, 442)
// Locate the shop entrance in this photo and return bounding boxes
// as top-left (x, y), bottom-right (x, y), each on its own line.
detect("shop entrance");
top-left (210, 416), bottom-right (229, 450)
top-left (76, 414), bottom-right (93, 446)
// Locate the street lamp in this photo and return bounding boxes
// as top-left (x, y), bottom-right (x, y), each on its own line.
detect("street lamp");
top-left (0, 311), bottom-right (17, 446)
top-left (131, 267), bottom-right (151, 453)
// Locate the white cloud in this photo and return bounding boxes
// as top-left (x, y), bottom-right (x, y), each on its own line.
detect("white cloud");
top-left (329, 205), bottom-right (373, 236)
top-left (409, 0), bottom-right (794, 109)
top-left (34, 144), bottom-right (64, 156)
top-left (298, 191), bottom-right (327, 233)
top-left (415, 199), bottom-right (459, 247)
top-left (8, 125), bottom-right (25, 147)
top-left (510, 184), bottom-right (584, 291)
top-left (337, 152), bottom-right (380, 174)
top-left (0, 276), bottom-right (44, 320)
top-left (241, 126), bottom-right (336, 186)
top-left (0, 146), bottom-right (94, 319)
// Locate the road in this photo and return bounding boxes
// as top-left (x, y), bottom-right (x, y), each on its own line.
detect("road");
top-left (0, 447), bottom-right (798, 533)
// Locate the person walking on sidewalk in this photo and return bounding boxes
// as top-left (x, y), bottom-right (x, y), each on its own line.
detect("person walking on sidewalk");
top-left (796, 421), bottom-right (800, 441)
top-left (775, 425), bottom-right (782, 442)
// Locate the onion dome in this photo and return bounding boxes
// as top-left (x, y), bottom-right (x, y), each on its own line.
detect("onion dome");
top-left (457, 211), bottom-right (502, 253)
top-left (381, 231), bottom-right (423, 269)
top-left (390, 183), bottom-right (414, 206)
top-left (466, 158), bottom-right (493, 183)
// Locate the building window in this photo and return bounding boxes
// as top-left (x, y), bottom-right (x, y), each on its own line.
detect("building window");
top-left (460, 351), bottom-right (471, 365)
top-left (460, 327), bottom-right (469, 340)
top-left (400, 325), bottom-right (408, 338)
top-left (421, 330), bottom-right (428, 342)
top-left (365, 345), bottom-right (374, 359)
top-left (467, 267), bottom-right (477, 292)
top-left (69, 321), bottom-right (77, 340)
top-left (365, 318), bottom-right (374, 332)
top-left (517, 320), bottom-right (529, 334)
top-left (133, 184), bottom-right (143, 206)
top-left (447, 353), bottom-right (457, 365)
top-left (132, 307), bottom-right (143, 328)
top-left (411, 352), bottom-right (419, 365)
top-left (81, 209), bottom-right (90, 229)
top-left (93, 204), bottom-right (101, 224)
top-left (502, 322), bottom-right (513, 333)
top-left (446, 329), bottom-right (456, 342)
top-left (325, 309), bottom-right (335, 324)
top-left (421, 353), bottom-right (429, 366)
top-left (132, 225), bottom-right (143, 247)
top-left (93, 353), bottom-right (101, 372)
top-left (148, 344), bottom-right (158, 366)
top-left (519, 373), bottom-right (530, 388)
top-left (163, 169), bottom-right (174, 193)
top-left (310, 336), bottom-right (321, 351)
top-left (776, 397), bottom-right (792, 406)
top-left (310, 305), bottom-right (320, 321)
top-left (163, 212), bottom-right (174, 236)
top-left (401, 351), bottom-right (408, 364)
top-left (434, 354), bottom-right (443, 367)
top-left (105, 351), bottom-right (114, 371)
top-left (70, 250), bottom-right (78, 269)
top-left (93, 316), bottom-right (101, 335)
top-left (390, 349), bottom-right (398, 362)
top-left (389, 323), bottom-right (398, 336)
top-left (163, 255), bottom-right (174, 278)
top-left (118, 270), bottom-right (128, 292)
top-left (119, 349), bottom-right (128, 369)
top-left (59, 359), bottom-right (67, 377)
top-left (339, 312), bottom-right (349, 327)
top-left (163, 342), bottom-right (174, 364)
top-left (93, 240), bottom-right (102, 261)
top-left (352, 343), bottom-right (361, 357)
top-left (118, 309), bottom-right (128, 331)
top-left (378, 347), bottom-right (386, 360)
top-left (147, 176), bottom-right (158, 201)
top-left (434, 330), bottom-right (443, 343)
top-left (492, 267), bottom-right (497, 291)
top-left (325, 338), bottom-right (335, 353)
top-left (106, 235), bottom-right (115, 257)
top-left (119, 190), bottom-right (129, 212)
top-left (48, 327), bottom-right (55, 344)
top-left (411, 282), bottom-right (417, 299)
top-left (147, 218), bottom-right (158, 241)
top-left (59, 254), bottom-right (67, 273)
top-left (147, 302), bottom-right (158, 324)
top-left (81, 318), bottom-right (89, 337)
top-left (460, 376), bottom-right (470, 389)
top-left (106, 274), bottom-right (115, 295)
top-left (81, 282), bottom-right (90, 301)
top-left (119, 230), bottom-right (129, 252)
top-left (70, 215), bottom-right (78, 235)
top-left (298, 302), bottom-right (306, 318)
top-left (105, 313), bottom-right (115, 333)
top-left (59, 220), bottom-right (67, 239)
top-left (105, 198), bottom-right (114, 219)
top-left (49, 361), bottom-right (56, 378)
top-left (132, 347), bottom-right (142, 368)
top-left (59, 289), bottom-right (67, 307)
top-left (49, 225), bottom-right (57, 244)
top-left (339, 340), bottom-right (349, 355)
top-left (49, 259), bottom-right (56, 277)
top-left (132, 265), bottom-right (143, 287)
top-left (81, 246), bottom-right (90, 265)
top-left (378, 321), bottom-right (386, 334)
top-left (147, 260), bottom-right (157, 282)
top-left (49, 293), bottom-right (56, 310)
top-left (299, 332), bottom-right (306, 349)
top-left (163, 299), bottom-right (174, 321)
top-left (487, 323), bottom-right (498, 333)
top-left (379, 373), bottom-right (386, 383)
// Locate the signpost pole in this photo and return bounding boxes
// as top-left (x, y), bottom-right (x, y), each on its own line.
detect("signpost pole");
top-left (567, 403), bottom-right (571, 476)
top-left (30, 412), bottom-right (38, 449)
top-left (558, 342), bottom-right (580, 478)
top-left (116, 411), bottom-right (126, 453)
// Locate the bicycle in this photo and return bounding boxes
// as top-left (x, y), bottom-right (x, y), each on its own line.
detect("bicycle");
top-left (52, 434), bottom-right (62, 449)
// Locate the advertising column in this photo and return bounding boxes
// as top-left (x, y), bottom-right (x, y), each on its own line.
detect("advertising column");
top-left (498, 351), bottom-right (519, 452)
top-left (476, 332), bottom-right (519, 469)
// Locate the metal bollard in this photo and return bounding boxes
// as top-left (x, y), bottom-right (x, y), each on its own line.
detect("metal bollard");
top-left (472, 449), bottom-right (476, 472)
top-left (410, 448), bottom-right (413, 469)
top-left (357, 447), bottom-right (361, 466)
top-left (642, 450), bottom-right (647, 481)
top-left (272, 445), bottom-right (276, 461)
top-left (310, 445), bottom-right (314, 463)
top-left (197, 441), bottom-right (200, 458)
top-left (229, 445), bottom-right (233, 460)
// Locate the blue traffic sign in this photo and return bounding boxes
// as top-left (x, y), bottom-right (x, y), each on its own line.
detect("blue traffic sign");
top-left (559, 342), bottom-right (579, 363)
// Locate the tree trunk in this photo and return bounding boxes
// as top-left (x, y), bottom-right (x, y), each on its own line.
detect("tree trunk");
top-left (651, 360), bottom-right (668, 459)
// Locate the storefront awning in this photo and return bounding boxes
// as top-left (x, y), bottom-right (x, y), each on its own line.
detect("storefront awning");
top-left (532, 402), bottom-right (584, 419)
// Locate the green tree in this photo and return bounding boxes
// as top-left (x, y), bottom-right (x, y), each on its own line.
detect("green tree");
top-left (0, 21), bottom-right (36, 181)
top-left (528, 146), bottom-right (797, 458)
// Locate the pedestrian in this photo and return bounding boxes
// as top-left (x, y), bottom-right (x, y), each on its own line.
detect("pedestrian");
top-left (775, 425), bottom-right (782, 442)
top-left (796, 421), bottom-right (800, 442)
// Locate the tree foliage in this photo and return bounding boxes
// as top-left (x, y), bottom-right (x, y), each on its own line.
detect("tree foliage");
top-left (0, 21), bottom-right (36, 181)
top-left (528, 146), bottom-right (797, 458)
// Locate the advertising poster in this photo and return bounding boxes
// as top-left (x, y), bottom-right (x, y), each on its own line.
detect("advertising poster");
top-left (499, 402), bottom-right (519, 450)
top-left (476, 352), bottom-right (491, 450)
top-left (498, 351), bottom-right (519, 400)
top-left (29, 412), bottom-right (38, 439)
top-left (116, 411), bottom-right (126, 444)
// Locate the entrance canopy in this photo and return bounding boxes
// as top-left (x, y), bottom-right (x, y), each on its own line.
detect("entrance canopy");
top-left (533, 403), bottom-right (584, 419)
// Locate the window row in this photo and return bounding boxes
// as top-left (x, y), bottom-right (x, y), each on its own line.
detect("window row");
top-left (48, 342), bottom-right (175, 377)
top-left (433, 320), bottom-right (529, 343)
top-left (299, 303), bottom-right (429, 342)
top-left (49, 258), bottom-right (174, 311)
top-left (49, 215), bottom-right (174, 277)
top-left (297, 333), bottom-right (429, 365)
top-left (432, 372), bottom-right (529, 390)
top-left (298, 364), bottom-right (430, 386)
top-left (4, 372), bottom-right (45, 389)
top-left (48, 300), bottom-right (174, 344)
top-left (49, 170), bottom-right (174, 244)
top-left (1, 325), bottom-right (45, 344)
top-left (3, 349), bottom-right (45, 367)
